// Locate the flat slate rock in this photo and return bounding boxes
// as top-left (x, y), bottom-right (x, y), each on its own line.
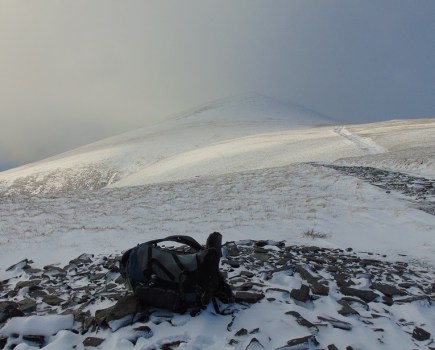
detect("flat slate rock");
top-left (339, 286), bottom-right (378, 303)
top-left (318, 316), bottom-right (353, 331)
top-left (412, 327), bottom-right (431, 341)
top-left (290, 284), bottom-right (310, 302)
top-left (370, 282), bottom-right (406, 297)
top-left (285, 335), bottom-right (319, 348)
top-left (83, 336), bottom-right (105, 347)
top-left (235, 291), bottom-right (265, 304)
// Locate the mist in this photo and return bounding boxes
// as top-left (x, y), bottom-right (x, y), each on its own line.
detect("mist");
top-left (1, 1), bottom-right (434, 165)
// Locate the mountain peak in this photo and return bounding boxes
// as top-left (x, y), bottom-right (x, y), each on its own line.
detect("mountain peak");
top-left (0, 94), bottom-right (337, 195)
top-left (170, 93), bottom-right (335, 126)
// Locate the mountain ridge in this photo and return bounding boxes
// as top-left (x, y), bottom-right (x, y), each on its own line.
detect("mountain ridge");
top-left (1, 95), bottom-right (434, 195)
top-left (0, 95), bottom-right (338, 195)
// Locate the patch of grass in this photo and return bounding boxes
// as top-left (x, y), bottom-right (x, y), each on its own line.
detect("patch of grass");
top-left (302, 229), bottom-right (329, 239)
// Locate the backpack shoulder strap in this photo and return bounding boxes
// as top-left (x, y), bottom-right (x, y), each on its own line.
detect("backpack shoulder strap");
top-left (145, 235), bottom-right (203, 251)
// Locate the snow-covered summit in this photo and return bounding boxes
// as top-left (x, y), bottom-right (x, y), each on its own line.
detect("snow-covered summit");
top-left (169, 93), bottom-right (335, 125)
top-left (0, 94), bottom-right (337, 195)
top-left (1, 94), bottom-right (434, 195)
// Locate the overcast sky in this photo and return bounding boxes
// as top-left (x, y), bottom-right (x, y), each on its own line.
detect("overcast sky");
top-left (1, 1), bottom-right (435, 167)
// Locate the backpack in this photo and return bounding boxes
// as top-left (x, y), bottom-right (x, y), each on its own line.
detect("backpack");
top-left (119, 232), bottom-right (233, 313)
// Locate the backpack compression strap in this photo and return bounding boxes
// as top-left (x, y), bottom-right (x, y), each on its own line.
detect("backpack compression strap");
top-left (145, 235), bottom-right (203, 251)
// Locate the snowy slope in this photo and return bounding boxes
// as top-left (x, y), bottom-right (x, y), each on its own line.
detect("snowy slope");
top-left (0, 94), bottom-right (340, 195)
top-left (1, 95), bottom-right (434, 195)
top-left (334, 119), bottom-right (435, 179)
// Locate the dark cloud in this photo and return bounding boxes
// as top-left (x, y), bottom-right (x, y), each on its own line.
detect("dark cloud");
top-left (1, 1), bottom-right (434, 164)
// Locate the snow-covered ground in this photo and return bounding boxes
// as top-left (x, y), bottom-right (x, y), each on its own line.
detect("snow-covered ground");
top-left (1, 162), bottom-right (435, 272)
top-left (0, 96), bottom-right (434, 349)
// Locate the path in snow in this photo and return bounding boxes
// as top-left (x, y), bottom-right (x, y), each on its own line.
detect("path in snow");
top-left (334, 126), bottom-right (386, 154)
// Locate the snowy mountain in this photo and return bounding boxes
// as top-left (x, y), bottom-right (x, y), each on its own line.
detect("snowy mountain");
top-left (1, 96), bottom-right (435, 349)
top-left (0, 94), bottom-right (338, 195)
top-left (2, 94), bottom-right (434, 196)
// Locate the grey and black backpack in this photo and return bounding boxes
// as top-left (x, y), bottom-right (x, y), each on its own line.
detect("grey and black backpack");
top-left (120, 232), bottom-right (233, 313)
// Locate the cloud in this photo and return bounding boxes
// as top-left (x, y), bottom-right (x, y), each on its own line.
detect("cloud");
top-left (1, 1), bottom-right (434, 163)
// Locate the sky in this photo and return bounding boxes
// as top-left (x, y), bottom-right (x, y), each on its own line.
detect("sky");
top-left (1, 1), bottom-right (435, 168)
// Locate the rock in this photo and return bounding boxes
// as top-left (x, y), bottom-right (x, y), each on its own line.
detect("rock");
top-left (317, 316), bottom-right (353, 331)
top-left (133, 325), bottom-right (153, 339)
top-left (339, 287), bottom-right (378, 303)
top-left (286, 335), bottom-right (319, 348)
top-left (235, 292), bottom-right (265, 304)
top-left (1, 242), bottom-right (435, 349)
top-left (23, 335), bottom-right (45, 347)
top-left (6, 259), bottom-right (32, 272)
top-left (0, 335), bottom-right (7, 349)
top-left (245, 337), bottom-right (264, 349)
top-left (90, 273), bottom-right (106, 282)
top-left (337, 300), bottom-right (359, 316)
top-left (226, 243), bottom-right (240, 256)
top-left (360, 259), bottom-right (382, 267)
top-left (95, 295), bottom-right (141, 329)
top-left (233, 283), bottom-right (254, 291)
top-left (43, 295), bottom-right (65, 306)
top-left (0, 301), bottom-right (24, 322)
top-left (43, 265), bottom-right (67, 278)
top-left (115, 275), bottom-right (125, 284)
top-left (310, 281), bottom-right (329, 296)
top-left (370, 283), bottom-right (406, 297)
top-left (254, 247), bottom-right (269, 254)
top-left (334, 274), bottom-right (353, 287)
top-left (161, 340), bottom-right (186, 350)
top-left (327, 266), bottom-right (339, 273)
top-left (412, 326), bottom-right (431, 341)
top-left (228, 339), bottom-right (239, 345)
top-left (150, 311), bottom-right (173, 325)
top-left (252, 253), bottom-right (271, 263)
top-left (235, 328), bottom-right (248, 336)
top-left (83, 336), bottom-right (105, 347)
top-left (276, 257), bottom-right (292, 266)
top-left (382, 296), bottom-right (394, 306)
top-left (224, 260), bottom-right (241, 268)
top-left (301, 246), bottom-right (322, 254)
top-left (395, 295), bottom-right (429, 304)
top-left (17, 298), bottom-right (37, 313)
top-left (285, 311), bottom-right (318, 331)
top-left (290, 284), bottom-right (310, 302)
top-left (230, 278), bottom-right (246, 284)
top-left (240, 271), bottom-right (255, 278)
top-left (28, 287), bottom-right (48, 298)
top-left (295, 266), bottom-right (319, 284)
top-left (340, 297), bottom-right (369, 310)
top-left (254, 240), bottom-right (269, 247)
top-left (69, 253), bottom-right (93, 267)
top-left (15, 279), bottom-right (42, 290)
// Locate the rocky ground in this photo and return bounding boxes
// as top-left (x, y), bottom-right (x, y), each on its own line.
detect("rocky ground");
top-left (1, 239), bottom-right (434, 349)
top-left (319, 164), bottom-right (435, 216)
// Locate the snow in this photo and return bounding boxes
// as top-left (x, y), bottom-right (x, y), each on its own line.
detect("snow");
top-left (0, 94), bottom-right (339, 195)
top-left (1, 163), bottom-right (434, 274)
top-left (0, 95), bottom-right (434, 348)
top-left (0, 315), bottom-right (74, 336)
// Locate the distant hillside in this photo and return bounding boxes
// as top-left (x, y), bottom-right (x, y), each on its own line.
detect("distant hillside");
top-left (1, 94), bottom-right (434, 196)
top-left (0, 95), bottom-right (336, 195)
